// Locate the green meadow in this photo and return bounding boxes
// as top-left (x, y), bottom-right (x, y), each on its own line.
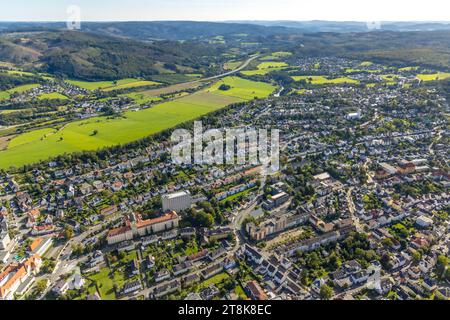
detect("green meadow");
top-left (260, 51), bottom-right (292, 60)
top-left (119, 92), bottom-right (163, 105)
top-left (291, 75), bottom-right (359, 85)
top-left (224, 60), bottom-right (242, 70)
top-left (398, 66), bottom-right (419, 71)
top-left (416, 72), bottom-right (450, 81)
top-left (0, 77), bottom-right (276, 169)
top-left (0, 83), bottom-right (41, 100)
top-left (241, 61), bottom-right (289, 76)
top-left (360, 61), bottom-right (373, 67)
top-left (66, 78), bottom-right (159, 91)
top-left (5, 70), bottom-right (36, 76)
top-left (38, 92), bottom-right (69, 100)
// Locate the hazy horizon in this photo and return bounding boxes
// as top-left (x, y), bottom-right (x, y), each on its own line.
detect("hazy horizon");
top-left (1, 19), bottom-right (450, 23)
top-left (1, 0), bottom-right (449, 22)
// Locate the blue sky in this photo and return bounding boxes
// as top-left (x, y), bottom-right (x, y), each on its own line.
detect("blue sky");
top-left (0, 0), bottom-right (449, 22)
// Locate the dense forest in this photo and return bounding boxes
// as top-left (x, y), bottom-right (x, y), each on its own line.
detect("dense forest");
top-left (0, 30), bottom-right (226, 81)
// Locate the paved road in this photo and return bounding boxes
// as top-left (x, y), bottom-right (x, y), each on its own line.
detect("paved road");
top-left (428, 127), bottom-right (444, 155)
top-left (199, 54), bottom-right (261, 82)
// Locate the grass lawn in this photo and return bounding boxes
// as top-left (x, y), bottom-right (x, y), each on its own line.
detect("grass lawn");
top-left (220, 186), bottom-right (257, 203)
top-left (200, 272), bottom-right (230, 288)
top-left (291, 75), bottom-right (359, 85)
top-left (0, 76), bottom-right (275, 169)
top-left (66, 78), bottom-right (159, 91)
top-left (235, 284), bottom-right (248, 299)
top-left (87, 267), bottom-right (116, 300)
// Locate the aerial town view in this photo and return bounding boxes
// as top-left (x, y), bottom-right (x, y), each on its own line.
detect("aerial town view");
top-left (0, 0), bottom-right (449, 310)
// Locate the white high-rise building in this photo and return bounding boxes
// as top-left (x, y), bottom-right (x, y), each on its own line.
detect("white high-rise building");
top-left (0, 231), bottom-right (10, 250)
top-left (162, 191), bottom-right (192, 212)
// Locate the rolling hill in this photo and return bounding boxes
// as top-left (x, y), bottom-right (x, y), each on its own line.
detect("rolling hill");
top-left (0, 30), bottom-right (219, 81)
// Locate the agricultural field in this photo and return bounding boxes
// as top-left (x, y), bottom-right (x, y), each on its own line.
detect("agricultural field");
top-left (291, 75), bottom-right (359, 85)
top-left (416, 72), bottom-right (450, 81)
top-left (185, 73), bottom-right (202, 78)
top-left (259, 51), bottom-right (292, 60)
top-left (0, 61), bottom-right (14, 68)
top-left (0, 76), bottom-right (276, 169)
top-left (119, 92), bottom-right (162, 105)
top-left (5, 70), bottom-right (36, 76)
top-left (206, 76), bottom-right (276, 100)
top-left (224, 60), bottom-right (242, 70)
top-left (241, 61), bottom-right (289, 76)
top-left (345, 68), bottom-right (381, 73)
top-left (150, 74), bottom-right (198, 85)
top-left (66, 78), bottom-right (159, 91)
top-left (0, 109), bottom-right (30, 114)
top-left (37, 92), bottom-right (69, 100)
top-left (360, 61), bottom-right (373, 66)
top-left (398, 66), bottom-right (419, 71)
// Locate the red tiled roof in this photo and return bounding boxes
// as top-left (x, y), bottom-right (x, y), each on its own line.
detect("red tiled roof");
top-left (107, 226), bottom-right (131, 237)
top-left (246, 280), bottom-right (267, 300)
top-left (29, 238), bottom-right (43, 252)
top-left (136, 211), bottom-right (178, 229)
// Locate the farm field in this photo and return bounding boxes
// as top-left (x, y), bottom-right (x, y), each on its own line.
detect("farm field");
top-left (5, 70), bottom-right (36, 76)
top-left (119, 92), bottom-right (163, 105)
top-left (38, 92), bottom-right (69, 100)
top-left (66, 78), bottom-right (159, 91)
top-left (0, 77), bottom-right (276, 169)
top-left (291, 75), bottom-right (359, 85)
top-left (259, 51), bottom-right (292, 60)
top-left (149, 74), bottom-right (197, 85)
top-left (139, 81), bottom-right (202, 96)
top-left (398, 66), bottom-right (419, 71)
top-left (0, 109), bottom-right (30, 114)
top-left (360, 61), bottom-right (373, 66)
top-left (241, 61), bottom-right (289, 76)
top-left (224, 60), bottom-right (242, 70)
top-left (206, 76), bottom-right (276, 100)
top-left (416, 72), bottom-right (450, 81)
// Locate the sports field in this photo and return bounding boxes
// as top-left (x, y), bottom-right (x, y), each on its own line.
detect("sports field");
top-left (291, 75), bottom-right (359, 85)
top-left (0, 77), bottom-right (276, 169)
top-left (66, 78), bottom-right (159, 91)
